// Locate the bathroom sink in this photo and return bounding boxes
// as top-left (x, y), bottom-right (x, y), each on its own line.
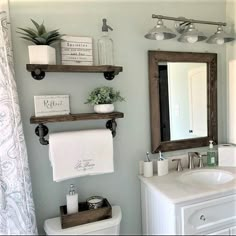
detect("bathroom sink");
top-left (179, 169), bottom-right (234, 186)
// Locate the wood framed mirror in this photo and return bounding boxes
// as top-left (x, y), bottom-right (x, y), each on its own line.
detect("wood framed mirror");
top-left (148, 51), bottom-right (217, 153)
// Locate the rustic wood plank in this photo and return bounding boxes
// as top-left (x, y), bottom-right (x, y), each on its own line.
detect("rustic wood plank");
top-left (30, 112), bottom-right (124, 124)
top-left (26, 64), bottom-right (123, 75)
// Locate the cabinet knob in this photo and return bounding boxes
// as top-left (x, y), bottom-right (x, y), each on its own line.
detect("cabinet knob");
top-left (200, 215), bottom-right (206, 221)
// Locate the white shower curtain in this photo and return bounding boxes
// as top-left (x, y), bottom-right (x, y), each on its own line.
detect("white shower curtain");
top-left (0, 10), bottom-right (38, 235)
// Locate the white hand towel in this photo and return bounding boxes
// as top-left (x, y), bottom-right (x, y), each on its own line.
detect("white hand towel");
top-left (49, 129), bottom-right (114, 182)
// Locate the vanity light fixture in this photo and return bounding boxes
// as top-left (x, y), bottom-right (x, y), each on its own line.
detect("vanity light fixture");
top-left (145, 14), bottom-right (235, 44)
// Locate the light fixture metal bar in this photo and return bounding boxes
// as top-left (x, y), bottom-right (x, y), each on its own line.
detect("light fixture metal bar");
top-left (152, 14), bottom-right (226, 26)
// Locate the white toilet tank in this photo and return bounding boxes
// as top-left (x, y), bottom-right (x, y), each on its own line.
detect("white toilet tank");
top-left (44, 206), bottom-right (122, 235)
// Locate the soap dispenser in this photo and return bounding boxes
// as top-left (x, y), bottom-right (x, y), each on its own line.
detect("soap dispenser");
top-left (207, 140), bottom-right (217, 166)
top-left (66, 184), bottom-right (78, 214)
top-left (98, 18), bottom-right (114, 65)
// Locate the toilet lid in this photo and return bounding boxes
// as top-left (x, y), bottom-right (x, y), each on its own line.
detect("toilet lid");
top-left (44, 206), bottom-right (122, 235)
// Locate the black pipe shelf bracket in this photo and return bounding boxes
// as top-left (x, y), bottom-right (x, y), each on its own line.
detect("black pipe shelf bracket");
top-left (104, 71), bottom-right (115, 80)
top-left (31, 68), bottom-right (45, 80)
top-left (106, 119), bottom-right (117, 137)
top-left (35, 123), bottom-right (49, 145)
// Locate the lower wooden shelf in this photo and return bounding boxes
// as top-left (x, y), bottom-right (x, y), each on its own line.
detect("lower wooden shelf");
top-left (30, 112), bottom-right (124, 124)
top-left (30, 112), bottom-right (124, 145)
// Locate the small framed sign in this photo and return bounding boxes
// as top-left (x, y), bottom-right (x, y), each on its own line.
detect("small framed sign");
top-left (61, 35), bottom-right (93, 65)
top-left (34, 95), bottom-right (70, 117)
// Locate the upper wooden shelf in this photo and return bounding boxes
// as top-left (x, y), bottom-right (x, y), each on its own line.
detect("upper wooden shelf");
top-left (26, 64), bottom-right (123, 80)
top-left (30, 111), bottom-right (124, 124)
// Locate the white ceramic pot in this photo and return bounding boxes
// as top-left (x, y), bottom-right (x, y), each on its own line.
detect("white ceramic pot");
top-left (94, 104), bottom-right (114, 113)
top-left (28, 45), bottom-right (56, 64)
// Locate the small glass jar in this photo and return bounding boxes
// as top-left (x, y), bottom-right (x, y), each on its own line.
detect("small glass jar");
top-left (86, 196), bottom-right (104, 209)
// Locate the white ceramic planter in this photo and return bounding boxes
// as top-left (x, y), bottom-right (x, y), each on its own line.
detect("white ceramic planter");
top-left (28, 45), bottom-right (56, 64)
top-left (94, 104), bottom-right (114, 113)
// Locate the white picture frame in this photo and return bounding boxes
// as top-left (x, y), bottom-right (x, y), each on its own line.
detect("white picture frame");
top-left (34, 95), bottom-right (70, 117)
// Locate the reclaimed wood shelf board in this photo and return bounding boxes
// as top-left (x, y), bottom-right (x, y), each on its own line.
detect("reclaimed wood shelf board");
top-left (26, 64), bottom-right (123, 74)
top-left (26, 64), bottom-right (123, 80)
top-left (30, 112), bottom-right (124, 124)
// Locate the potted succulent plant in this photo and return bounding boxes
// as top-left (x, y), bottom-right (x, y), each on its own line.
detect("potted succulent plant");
top-left (85, 86), bottom-right (125, 113)
top-left (17, 19), bottom-right (63, 64)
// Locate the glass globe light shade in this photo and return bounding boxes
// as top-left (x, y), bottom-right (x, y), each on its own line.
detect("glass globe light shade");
top-left (178, 23), bottom-right (206, 43)
top-left (207, 25), bottom-right (235, 44)
top-left (144, 19), bottom-right (176, 40)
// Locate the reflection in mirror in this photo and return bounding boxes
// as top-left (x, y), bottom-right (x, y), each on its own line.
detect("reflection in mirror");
top-left (148, 51), bottom-right (217, 153)
top-left (158, 62), bottom-right (207, 142)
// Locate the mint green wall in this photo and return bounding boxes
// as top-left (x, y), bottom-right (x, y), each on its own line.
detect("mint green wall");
top-left (10, 1), bottom-right (226, 234)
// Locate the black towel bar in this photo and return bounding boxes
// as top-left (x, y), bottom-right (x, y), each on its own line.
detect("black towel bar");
top-left (35, 119), bottom-right (118, 145)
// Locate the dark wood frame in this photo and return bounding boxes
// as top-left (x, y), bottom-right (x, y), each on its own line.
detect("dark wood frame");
top-left (148, 51), bottom-right (217, 153)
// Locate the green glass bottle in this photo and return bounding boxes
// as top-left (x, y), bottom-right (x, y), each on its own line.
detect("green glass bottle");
top-left (207, 140), bottom-right (217, 166)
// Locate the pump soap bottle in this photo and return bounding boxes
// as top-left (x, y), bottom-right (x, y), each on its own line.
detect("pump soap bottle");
top-left (98, 18), bottom-right (114, 65)
top-left (66, 184), bottom-right (78, 214)
top-left (207, 140), bottom-right (217, 166)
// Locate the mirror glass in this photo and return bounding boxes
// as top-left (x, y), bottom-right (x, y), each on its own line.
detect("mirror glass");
top-left (158, 62), bottom-right (207, 142)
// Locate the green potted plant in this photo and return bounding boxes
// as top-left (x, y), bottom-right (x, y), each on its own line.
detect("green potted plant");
top-left (17, 19), bottom-right (63, 64)
top-left (86, 86), bottom-right (125, 113)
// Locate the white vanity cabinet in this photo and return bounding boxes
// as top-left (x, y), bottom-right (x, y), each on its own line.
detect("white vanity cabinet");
top-left (140, 181), bottom-right (236, 235)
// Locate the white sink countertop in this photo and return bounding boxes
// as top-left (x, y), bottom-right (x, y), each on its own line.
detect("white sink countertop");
top-left (139, 167), bottom-right (236, 204)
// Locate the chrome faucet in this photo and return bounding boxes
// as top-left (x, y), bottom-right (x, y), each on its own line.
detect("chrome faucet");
top-left (188, 152), bottom-right (199, 169)
top-left (188, 152), bottom-right (206, 169)
top-left (198, 154), bottom-right (207, 168)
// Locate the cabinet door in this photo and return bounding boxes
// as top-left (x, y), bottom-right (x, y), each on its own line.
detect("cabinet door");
top-left (207, 228), bottom-right (230, 235)
top-left (230, 226), bottom-right (236, 235)
top-left (181, 195), bottom-right (236, 235)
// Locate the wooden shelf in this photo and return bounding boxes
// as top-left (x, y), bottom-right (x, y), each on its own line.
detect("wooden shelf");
top-left (26, 64), bottom-right (123, 80)
top-left (31, 112), bottom-right (124, 145)
top-left (30, 112), bottom-right (124, 124)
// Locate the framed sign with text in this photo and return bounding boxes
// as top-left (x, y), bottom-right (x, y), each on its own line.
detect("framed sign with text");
top-left (34, 95), bottom-right (70, 117)
top-left (61, 35), bottom-right (93, 66)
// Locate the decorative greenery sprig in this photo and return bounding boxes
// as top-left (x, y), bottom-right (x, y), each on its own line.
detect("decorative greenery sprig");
top-left (17, 19), bottom-right (63, 45)
top-left (85, 86), bottom-right (125, 105)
